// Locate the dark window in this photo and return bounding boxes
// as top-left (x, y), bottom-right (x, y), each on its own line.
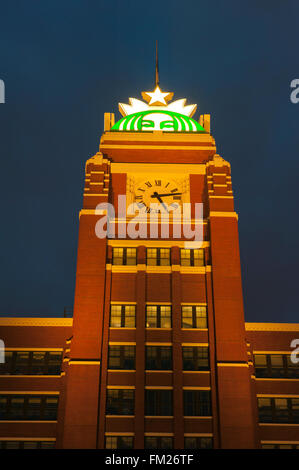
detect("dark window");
top-left (0, 351), bottom-right (62, 376)
top-left (184, 437), bottom-right (213, 449)
top-left (0, 395), bottom-right (58, 421)
top-left (183, 390), bottom-right (211, 416)
top-left (112, 248), bottom-right (137, 265)
top-left (147, 248), bottom-right (170, 266)
top-left (0, 440), bottom-right (55, 449)
top-left (146, 346), bottom-right (172, 370)
top-left (145, 390), bottom-right (173, 416)
top-left (146, 305), bottom-right (171, 328)
top-left (181, 305), bottom-right (207, 329)
top-left (261, 443), bottom-right (299, 449)
top-left (182, 347), bottom-right (209, 371)
top-left (258, 397), bottom-right (299, 423)
top-left (145, 436), bottom-right (173, 449)
top-left (106, 389), bottom-right (134, 415)
top-left (108, 345), bottom-right (135, 370)
top-left (180, 249), bottom-right (204, 266)
top-left (105, 436), bottom-right (134, 449)
top-left (109, 304), bottom-right (136, 328)
top-left (254, 354), bottom-right (299, 379)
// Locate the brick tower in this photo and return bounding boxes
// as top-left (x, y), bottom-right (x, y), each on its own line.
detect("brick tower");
top-left (56, 80), bottom-right (258, 449)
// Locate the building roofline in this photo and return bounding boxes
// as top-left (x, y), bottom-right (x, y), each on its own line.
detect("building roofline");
top-left (245, 322), bottom-right (299, 331)
top-left (0, 317), bottom-right (73, 327)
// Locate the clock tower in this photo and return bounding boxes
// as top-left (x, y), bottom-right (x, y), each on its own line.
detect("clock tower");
top-left (56, 80), bottom-right (258, 449)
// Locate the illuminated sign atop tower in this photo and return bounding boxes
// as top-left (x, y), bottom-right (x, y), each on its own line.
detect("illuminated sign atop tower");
top-left (111, 85), bottom-right (205, 133)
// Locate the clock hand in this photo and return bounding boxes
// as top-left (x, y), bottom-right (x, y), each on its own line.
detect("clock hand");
top-left (151, 192), bottom-right (169, 213)
top-left (151, 192), bottom-right (182, 198)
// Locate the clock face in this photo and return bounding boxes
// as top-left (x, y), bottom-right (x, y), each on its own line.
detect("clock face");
top-left (134, 179), bottom-right (182, 213)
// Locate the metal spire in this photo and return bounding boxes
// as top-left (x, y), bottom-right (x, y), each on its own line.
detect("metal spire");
top-left (155, 40), bottom-right (159, 87)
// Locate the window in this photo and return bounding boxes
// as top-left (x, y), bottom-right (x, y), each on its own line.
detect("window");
top-left (0, 395), bottom-right (58, 421)
top-left (109, 304), bottom-right (136, 328)
top-left (181, 305), bottom-right (207, 329)
top-left (105, 436), bottom-right (134, 449)
top-left (146, 346), bottom-right (172, 370)
top-left (254, 354), bottom-right (299, 379)
top-left (112, 248), bottom-right (137, 265)
top-left (261, 443), bottom-right (299, 449)
top-left (184, 437), bottom-right (213, 449)
top-left (0, 440), bottom-right (56, 449)
top-left (183, 390), bottom-right (211, 416)
top-left (182, 347), bottom-right (209, 371)
top-left (0, 351), bottom-right (62, 376)
top-left (147, 248), bottom-right (170, 266)
top-left (145, 436), bottom-right (173, 449)
top-left (146, 305), bottom-right (171, 328)
top-left (108, 345), bottom-right (135, 370)
top-left (258, 397), bottom-right (299, 423)
top-left (180, 249), bottom-right (204, 266)
top-left (145, 390), bottom-right (173, 416)
top-left (106, 389), bottom-right (134, 415)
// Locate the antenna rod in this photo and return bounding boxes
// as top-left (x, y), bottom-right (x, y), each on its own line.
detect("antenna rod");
top-left (155, 40), bottom-right (159, 87)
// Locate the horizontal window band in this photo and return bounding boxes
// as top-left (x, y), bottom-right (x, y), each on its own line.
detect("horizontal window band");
top-left (183, 371), bottom-right (210, 374)
top-left (0, 421), bottom-right (57, 424)
top-left (69, 361), bottom-right (100, 365)
top-left (144, 433), bottom-right (174, 437)
top-left (181, 343), bottom-right (209, 347)
top-left (259, 423), bottom-right (299, 427)
top-left (105, 432), bottom-right (135, 436)
top-left (0, 391), bottom-right (59, 395)
top-left (182, 387), bottom-right (211, 390)
top-left (106, 386), bottom-right (135, 389)
top-left (257, 394), bottom-right (299, 398)
top-left (145, 342), bottom-right (172, 346)
top-left (108, 342), bottom-right (136, 346)
top-left (145, 386), bottom-right (173, 390)
top-left (108, 266), bottom-right (210, 274)
top-left (107, 240), bottom-right (209, 248)
top-left (0, 375), bottom-right (62, 379)
top-left (110, 301), bottom-right (137, 305)
top-left (181, 328), bottom-right (208, 331)
top-left (146, 302), bottom-right (172, 305)
top-left (4, 348), bottom-right (63, 352)
top-left (146, 370), bottom-right (173, 374)
top-left (0, 438), bottom-right (56, 441)
top-left (107, 370), bottom-right (136, 373)
top-left (181, 303), bottom-right (207, 306)
top-left (253, 351), bottom-right (293, 355)
top-left (261, 440), bottom-right (299, 444)
top-left (0, 318), bottom-right (72, 327)
top-left (184, 433), bottom-right (213, 437)
top-left (109, 328), bottom-right (137, 330)
top-left (106, 415), bottom-right (135, 418)
top-left (256, 378), bottom-right (299, 382)
top-left (145, 416), bottom-right (173, 419)
top-left (146, 328), bottom-right (172, 331)
top-left (184, 416), bottom-right (212, 419)
top-left (245, 323), bottom-right (299, 332)
top-left (217, 363), bottom-right (249, 367)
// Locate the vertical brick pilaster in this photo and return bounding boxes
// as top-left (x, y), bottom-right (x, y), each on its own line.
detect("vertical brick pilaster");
top-left (134, 246), bottom-right (146, 448)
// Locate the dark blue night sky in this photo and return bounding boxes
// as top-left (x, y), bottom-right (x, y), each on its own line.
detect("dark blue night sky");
top-left (0, 1), bottom-right (298, 322)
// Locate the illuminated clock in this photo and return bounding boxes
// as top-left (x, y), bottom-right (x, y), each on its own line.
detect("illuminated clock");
top-left (134, 179), bottom-right (183, 213)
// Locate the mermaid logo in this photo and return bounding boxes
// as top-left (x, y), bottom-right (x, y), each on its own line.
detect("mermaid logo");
top-left (112, 83), bottom-right (205, 133)
top-left (111, 109), bottom-right (205, 133)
